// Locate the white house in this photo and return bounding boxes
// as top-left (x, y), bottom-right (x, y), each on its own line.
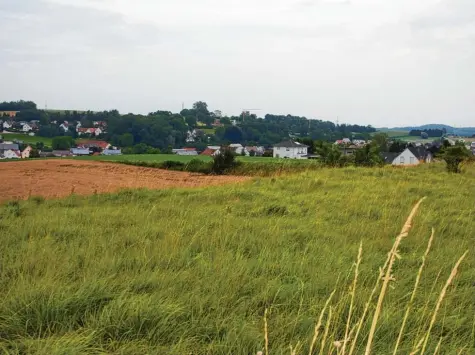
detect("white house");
top-left (2, 149), bottom-right (20, 159)
top-left (172, 148), bottom-right (198, 156)
top-left (382, 147), bottom-right (432, 166)
top-left (21, 146), bottom-right (33, 159)
top-left (273, 140), bottom-right (309, 159)
top-left (59, 122), bottom-right (69, 132)
top-left (70, 148), bottom-right (90, 156)
top-left (21, 123), bottom-right (33, 132)
top-left (229, 143), bottom-right (246, 155)
top-left (102, 149), bottom-right (122, 156)
top-left (2, 121), bottom-right (13, 130)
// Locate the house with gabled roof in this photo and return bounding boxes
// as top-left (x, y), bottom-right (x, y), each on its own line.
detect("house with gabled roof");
top-left (382, 147), bottom-right (433, 166)
top-left (1, 149), bottom-right (21, 159)
top-left (273, 140), bottom-right (308, 159)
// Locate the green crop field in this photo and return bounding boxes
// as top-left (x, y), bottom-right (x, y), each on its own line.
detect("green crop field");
top-left (0, 164), bottom-right (474, 354)
top-left (0, 133), bottom-right (53, 146)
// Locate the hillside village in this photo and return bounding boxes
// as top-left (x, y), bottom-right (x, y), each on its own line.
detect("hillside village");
top-left (1, 101), bottom-right (474, 165)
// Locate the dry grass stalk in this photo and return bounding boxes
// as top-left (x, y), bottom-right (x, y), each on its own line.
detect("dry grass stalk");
top-left (432, 337), bottom-right (442, 355)
top-left (409, 338), bottom-right (424, 355)
top-left (364, 197), bottom-right (426, 355)
top-left (289, 341), bottom-right (301, 355)
top-left (348, 253), bottom-right (391, 355)
top-left (320, 306), bottom-right (333, 354)
top-left (392, 228), bottom-right (435, 355)
top-left (341, 242), bottom-right (362, 355)
top-left (419, 251), bottom-right (468, 355)
top-left (264, 308), bottom-right (269, 355)
top-left (308, 288), bottom-right (337, 355)
top-left (411, 269), bottom-right (442, 351)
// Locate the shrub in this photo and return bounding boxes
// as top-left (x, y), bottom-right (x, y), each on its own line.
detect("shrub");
top-left (159, 160), bottom-right (186, 170)
top-left (185, 159), bottom-right (212, 174)
top-left (442, 145), bottom-right (471, 173)
top-left (211, 147), bottom-right (238, 174)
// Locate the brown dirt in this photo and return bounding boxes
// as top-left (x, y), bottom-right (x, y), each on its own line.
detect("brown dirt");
top-left (0, 159), bottom-right (249, 203)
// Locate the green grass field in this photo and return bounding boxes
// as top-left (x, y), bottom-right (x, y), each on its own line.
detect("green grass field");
top-left (0, 133), bottom-right (53, 146)
top-left (375, 130), bottom-right (410, 138)
top-left (0, 164), bottom-right (474, 354)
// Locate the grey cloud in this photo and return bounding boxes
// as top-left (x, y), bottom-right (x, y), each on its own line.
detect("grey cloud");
top-left (409, 0), bottom-right (475, 30)
top-left (0, 0), bottom-right (166, 64)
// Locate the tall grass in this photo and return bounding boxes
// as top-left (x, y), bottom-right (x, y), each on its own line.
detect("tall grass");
top-left (260, 199), bottom-right (469, 354)
top-left (0, 164), bottom-right (473, 354)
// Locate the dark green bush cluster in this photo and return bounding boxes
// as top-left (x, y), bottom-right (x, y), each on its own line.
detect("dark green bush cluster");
top-left (211, 147), bottom-right (238, 174)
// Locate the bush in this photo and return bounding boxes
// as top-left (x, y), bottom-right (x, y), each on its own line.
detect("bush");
top-left (29, 149), bottom-right (40, 158)
top-left (443, 145), bottom-right (471, 173)
top-left (185, 159), bottom-right (212, 174)
top-left (211, 147), bottom-right (238, 174)
top-left (159, 161), bottom-right (186, 170)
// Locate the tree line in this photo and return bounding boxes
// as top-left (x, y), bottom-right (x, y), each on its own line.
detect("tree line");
top-left (1, 100), bottom-right (376, 151)
top-left (0, 100), bottom-right (37, 111)
top-left (409, 129), bottom-right (445, 137)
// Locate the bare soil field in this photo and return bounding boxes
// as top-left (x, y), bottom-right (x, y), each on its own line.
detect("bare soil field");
top-left (0, 159), bottom-right (249, 203)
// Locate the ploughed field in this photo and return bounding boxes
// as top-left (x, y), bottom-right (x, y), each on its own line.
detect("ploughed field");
top-left (0, 159), bottom-right (248, 203)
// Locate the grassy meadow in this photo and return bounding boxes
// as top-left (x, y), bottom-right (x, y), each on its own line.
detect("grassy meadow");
top-left (0, 164), bottom-right (474, 354)
top-left (0, 133), bottom-right (53, 146)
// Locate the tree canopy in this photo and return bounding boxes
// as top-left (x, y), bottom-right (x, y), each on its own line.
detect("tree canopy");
top-left (2, 100), bottom-right (377, 150)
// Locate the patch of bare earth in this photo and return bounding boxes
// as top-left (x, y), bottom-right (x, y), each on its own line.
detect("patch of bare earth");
top-left (0, 159), bottom-right (249, 203)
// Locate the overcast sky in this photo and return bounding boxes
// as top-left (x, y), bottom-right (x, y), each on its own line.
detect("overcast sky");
top-left (1, 0), bottom-right (474, 127)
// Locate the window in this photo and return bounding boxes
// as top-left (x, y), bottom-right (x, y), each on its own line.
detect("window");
top-left (410, 157), bottom-right (415, 164)
top-left (286, 148), bottom-right (290, 151)
top-left (400, 156), bottom-right (405, 164)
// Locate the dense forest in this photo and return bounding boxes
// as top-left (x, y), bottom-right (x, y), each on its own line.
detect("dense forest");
top-left (0, 100), bottom-right (37, 111)
top-left (1, 100), bottom-right (376, 150)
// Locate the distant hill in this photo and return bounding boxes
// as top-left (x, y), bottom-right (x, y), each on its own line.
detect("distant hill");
top-left (379, 124), bottom-right (475, 137)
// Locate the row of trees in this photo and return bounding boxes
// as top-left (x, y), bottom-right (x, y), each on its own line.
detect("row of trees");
top-left (1, 100), bottom-right (376, 150)
top-left (0, 100), bottom-right (37, 111)
top-left (409, 129), bottom-right (445, 137)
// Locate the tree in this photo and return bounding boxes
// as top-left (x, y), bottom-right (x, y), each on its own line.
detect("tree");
top-left (223, 126), bottom-right (243, 143)
top-left (185, 116), bottom-right (197, 128)
top-left (193, 101), bottom-right (209, 114)
top-left (354, 144), bottom-right (383, 167)
top-left (372, 133), bottom-right (389, 152)
top-left (29, 148), bottom-right (40, 158)
top-left (442, 145), bottom-right (471, 173)
top-left (315, 141), bottom-right (342, 166)
top-left (52, 136), bottom-right (74, 150)
top-left (132, 143), bottom-right (149, 154)
top-left (211, 146), bottom-right (237, 174)
top-left (388, 140), bottom-right (406, 153)
top-left (119, 133), bottom-right (134, 147)
top-left (35, 142), bottom-right (45, 150)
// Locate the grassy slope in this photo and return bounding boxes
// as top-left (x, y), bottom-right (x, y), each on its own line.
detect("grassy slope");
top-left (0, 133), bottom-right (53, 146)
top-left (0, 164), bottom-right (474, 354)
